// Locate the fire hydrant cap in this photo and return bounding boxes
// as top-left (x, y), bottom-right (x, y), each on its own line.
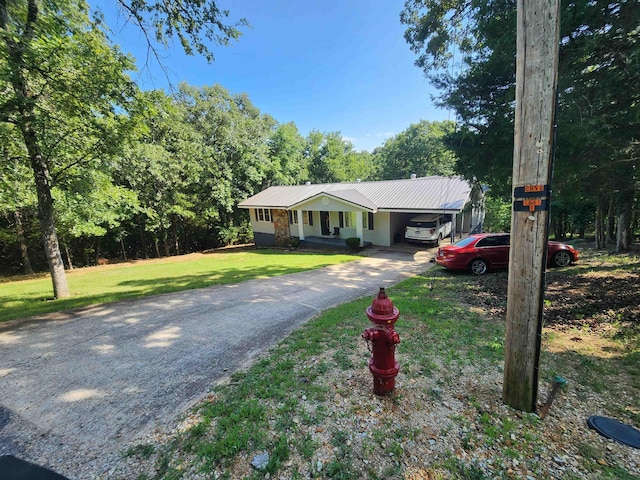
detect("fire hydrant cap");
top-left (366, 287), bottom-right (399, 325)
top-left (370, 288), bottom-right (394, 315)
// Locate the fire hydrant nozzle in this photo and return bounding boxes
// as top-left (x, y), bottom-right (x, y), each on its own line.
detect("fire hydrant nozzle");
top-left (363, 288), bottom-right (401, 395)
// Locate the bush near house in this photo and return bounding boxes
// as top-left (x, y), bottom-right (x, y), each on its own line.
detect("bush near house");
top-left (345, 237), bottom-right (360, 252)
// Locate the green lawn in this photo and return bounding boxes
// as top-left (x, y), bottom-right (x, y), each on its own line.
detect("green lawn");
top-left (0, 249), bottom-right (359, 323)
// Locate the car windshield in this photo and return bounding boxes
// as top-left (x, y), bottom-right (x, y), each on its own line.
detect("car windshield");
top-left (410, 221), bottom-right (436, 228)
top-left (451, 237), bottom-right (477, 248)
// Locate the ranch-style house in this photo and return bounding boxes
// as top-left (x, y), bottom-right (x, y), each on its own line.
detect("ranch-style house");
top-left (238, 175), bottom-right (485, 248)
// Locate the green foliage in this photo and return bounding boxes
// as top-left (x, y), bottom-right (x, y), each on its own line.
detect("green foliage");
top-left (99, 1), bottom-right (249, 63)
top-left (373, 120), bottom-right (458, 180)
top-left (54, 170), bottom-right (140, 240)
top-left (345, 237), bottom-right (360, 251)
top-left (266, 122), bottom-right (308, 186)
top-left (483, 195), bottom-right (511, 232)
top-left (306, 131), bottom-right (375, 183)
top-left (401, 0), bottom-right (640, 237)
top-left (0, 0), bottom-right (258, 284)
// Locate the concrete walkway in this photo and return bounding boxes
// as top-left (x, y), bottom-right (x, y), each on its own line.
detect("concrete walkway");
top-left (0, 247), bottom-right (434, 478)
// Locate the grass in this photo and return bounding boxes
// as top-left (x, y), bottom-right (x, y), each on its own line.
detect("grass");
top-left (0, 248), bottom-right (358, 323)
top-left (120, 247), bottom-right (640, 479)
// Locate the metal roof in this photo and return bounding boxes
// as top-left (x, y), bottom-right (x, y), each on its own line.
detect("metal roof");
top-left (238, 176), bottom-right (475, 213)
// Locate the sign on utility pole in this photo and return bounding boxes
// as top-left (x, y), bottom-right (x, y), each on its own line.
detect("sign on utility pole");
top-left (503, 0), bottom-right (560, 412)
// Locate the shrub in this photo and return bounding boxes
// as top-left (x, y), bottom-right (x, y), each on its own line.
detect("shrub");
top-left (290, 237), bottom-right (300, 248)
top-left (484, 195), bottom-right (511, 232)
top-left (345, 237), bottom-right (360, 251)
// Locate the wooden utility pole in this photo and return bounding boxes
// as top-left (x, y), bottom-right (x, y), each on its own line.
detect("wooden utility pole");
top-left (503, 0), bottom-right (560, 412)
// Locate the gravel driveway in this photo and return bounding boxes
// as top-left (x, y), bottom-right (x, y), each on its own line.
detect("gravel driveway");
top-left (0, 247), bottom-right (433, 478)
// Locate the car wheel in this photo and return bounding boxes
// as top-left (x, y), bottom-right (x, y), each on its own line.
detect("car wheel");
top-left (434, 235), bottom-right (441, 247)
top-left (552, 250), bottom-right (572, 267)
top-left (469, 259), bottom-right (489, 275)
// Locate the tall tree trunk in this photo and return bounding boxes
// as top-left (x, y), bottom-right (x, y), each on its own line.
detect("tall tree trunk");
top-left (120, 238), bottom-right (128, 261)
top-left (83, 240), bottom-right (90, 267)
top-left (595, 204), bottom-right (603, 249)
top-left (63, 239), bottom-right (74, 270)
top-left (139, 222), bottom-right (149, 259)
top-left (163, 229), bottom-right (170, 257)
top-left (607, 195), bottom-right (616, 247)
top-left (26, 130), bottom-right (70, 297)
top-left (154, 236), bottom-right (161, 258)
top-left (616, 195), bottom-right (633, 252)
top-left (95, 237), bottom-right (102, 264)
top-left (172, 222), bottom-right (180, 255)
top-left (14, 209), bottom-right (34, 274)
top-left (3, 0), bottom-right (69, 298)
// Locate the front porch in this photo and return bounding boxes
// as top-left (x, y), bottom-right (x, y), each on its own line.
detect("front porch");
top-left (300, 236), bottom-right (373, 249)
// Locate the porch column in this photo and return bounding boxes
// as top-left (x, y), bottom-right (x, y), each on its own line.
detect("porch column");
top-left (297, 209), bottom-right (305, 240)
top-left (356, 211), bottom-right (364, 247)
top-left (452, 213), bottom-right (457, 241)
top-left (472, 204), bottom-right (478, 230)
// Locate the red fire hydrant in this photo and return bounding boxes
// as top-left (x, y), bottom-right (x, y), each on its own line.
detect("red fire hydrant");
top-left (362, 287), bottom-right (400, 395)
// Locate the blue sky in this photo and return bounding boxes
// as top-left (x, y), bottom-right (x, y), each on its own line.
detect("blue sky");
top-left (100, 1), bottom-right (451, 152)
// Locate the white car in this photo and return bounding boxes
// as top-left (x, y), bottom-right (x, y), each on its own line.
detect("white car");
top-left (404, 214), bottom-right (452, 246)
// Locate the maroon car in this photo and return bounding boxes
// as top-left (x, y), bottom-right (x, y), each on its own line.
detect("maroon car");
top-left (435, 233), bottom-right (579, 275)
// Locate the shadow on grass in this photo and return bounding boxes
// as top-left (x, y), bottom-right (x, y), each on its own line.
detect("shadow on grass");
top-left (0, 263), bottom-right (338, 325)
top-left (115, 264), bottom-right (328, 293)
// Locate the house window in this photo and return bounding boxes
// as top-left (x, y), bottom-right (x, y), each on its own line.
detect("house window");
top-left (362, 212), bottom-right (368, 229)
top-left (368, 212), bottom-right (374, 230)
top-left (256, 208), bottom-right (271, 222)
top-left (343, 211), bottom-right (356, 228)
top-left (288, 210), bottom-right (298, 224)
top-left (308, 211), bottom-right (314, 226)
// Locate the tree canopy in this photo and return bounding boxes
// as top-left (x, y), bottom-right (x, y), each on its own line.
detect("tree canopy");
top-left (402, 0), bottom-right (639, 248)
top-left (374, 120), bottom-right (457, 180)
top-left (0, 0), bottom-right (249, 294)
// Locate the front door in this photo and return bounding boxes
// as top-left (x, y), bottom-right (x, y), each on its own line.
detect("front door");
top-left (320, 211), bottom-right (330, 235)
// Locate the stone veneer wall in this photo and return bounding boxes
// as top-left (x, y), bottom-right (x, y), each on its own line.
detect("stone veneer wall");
top-left (272, 209), bottom-right (291, 247)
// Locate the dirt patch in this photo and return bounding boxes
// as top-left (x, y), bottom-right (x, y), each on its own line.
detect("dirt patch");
top-left (454, 251), bottom-right (640, 336)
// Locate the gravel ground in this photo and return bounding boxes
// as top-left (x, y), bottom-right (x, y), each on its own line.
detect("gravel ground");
top-left (110, 248), bottom-right (640, 479)
top-left (110, 352), bottom-right (640, 480)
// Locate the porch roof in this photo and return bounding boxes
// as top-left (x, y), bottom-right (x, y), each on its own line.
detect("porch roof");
top-left (238, 176), bottom-right (475, 213)
top-left (289, 189), bottom-right (378, 212)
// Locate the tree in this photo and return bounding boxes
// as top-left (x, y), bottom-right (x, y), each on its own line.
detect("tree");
top-left (117, 89), bottom-right (202, 257)
top-left (1, 0), bottom-right (247, 297)
top-left (0, 123), bottom-right (37, 274)
top-left (106, 0), bottom-right (248, 63)
top-left (175, 84), bottom-right (275, 246)
top-left (265, 122), bottom-right (307, 187)
top-left (401, 0), bottom-right (640, 242)
top-left (306, 131), bottom-right (375, 184)
top-left (556, 0), bottom-right (640, 250)
top-left (402, 0), bottom-right (518, 197)
top-left (1, 1), bottom-right (138, 297)
top-left (373, 120), bottom-right (457, 180)
top-left (55, 170), bottom-right (139, 268)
